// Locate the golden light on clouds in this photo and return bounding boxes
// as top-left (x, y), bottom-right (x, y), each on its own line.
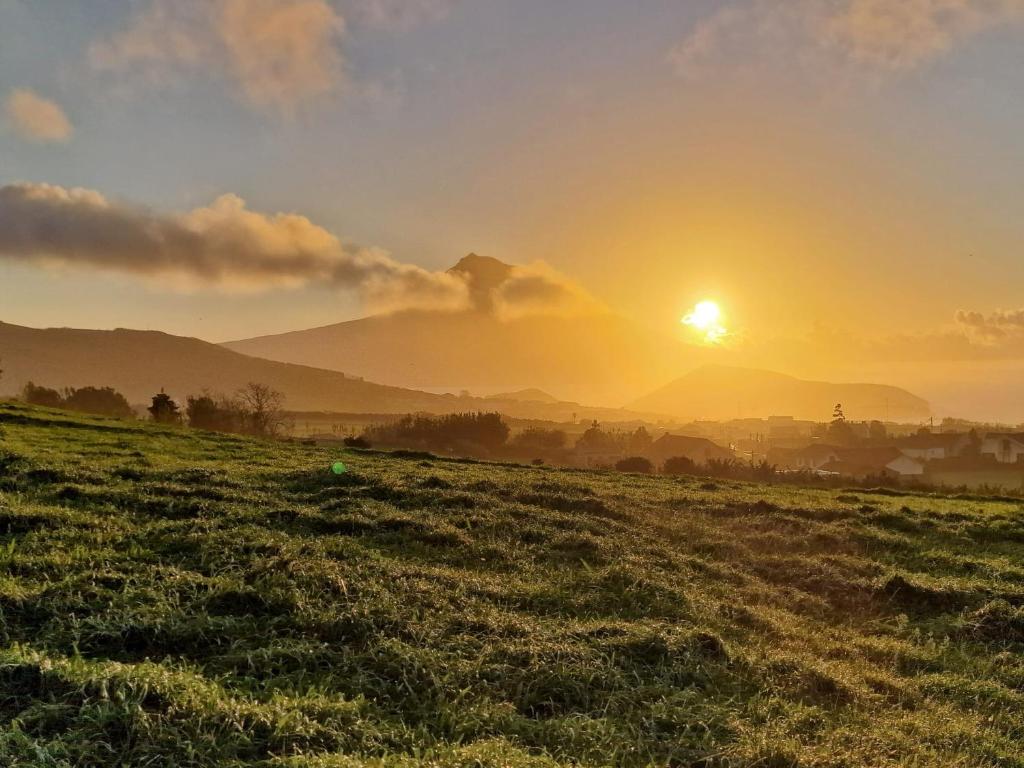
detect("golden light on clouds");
top-left (682, 299), bottom-right (727, 344)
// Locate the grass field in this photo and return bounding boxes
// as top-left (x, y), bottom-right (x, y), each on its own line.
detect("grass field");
top-left (1, 401), bottom-right (1024, 767)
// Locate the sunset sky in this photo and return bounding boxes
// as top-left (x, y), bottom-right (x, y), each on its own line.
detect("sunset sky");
top-left (3, 1), bottom-right (1024, 417)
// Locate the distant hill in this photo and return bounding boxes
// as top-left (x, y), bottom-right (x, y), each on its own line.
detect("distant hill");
top-left (486, 388), bottom-right (560, 404)
top-left (632, 365), bottom-right (931, 422)
top-left (0, 321), bottom-right (659, 422)
top-left (223, 254), bottom-right (686, 405)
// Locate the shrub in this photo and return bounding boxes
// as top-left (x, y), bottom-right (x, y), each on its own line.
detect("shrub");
top-left (615, 456), bottom-right (654, 474)
top-left (663, 455), bottom-right (697, 475)
top-left (186, 394), bottom-right (242, 433)
top-left (22, 382), bottom-right (63, 409)
top-left (364, 412), bottom-right (509, 454)
top-left (61, 386), bottom-right (134, 418)
top-left (511, 427), bottom-right (566, 452)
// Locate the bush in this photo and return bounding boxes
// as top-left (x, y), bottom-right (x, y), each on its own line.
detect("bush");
top-left (186, 394), bottom-right (242, 433)
top-left (615, 456), bottom-right (654, 474)
top-left (662, 455), bottom-right (697, 475)
top-left (511, 427), bottom-right (566, 452)
top-left (22, 382), bottom-right (63, 409)
top-left (344, 436), bottom-right (371, 448)
top-left (364, 412), bottom-right (509, 454)
top-left (62, 386), bottom-right (134, 418)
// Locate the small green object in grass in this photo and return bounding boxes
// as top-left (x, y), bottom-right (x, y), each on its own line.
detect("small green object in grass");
top-left (331, 461), bottom-right (347, 475)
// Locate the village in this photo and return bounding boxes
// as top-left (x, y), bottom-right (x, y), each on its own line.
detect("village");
top-left (650, 408), bottom-right (1024, 491)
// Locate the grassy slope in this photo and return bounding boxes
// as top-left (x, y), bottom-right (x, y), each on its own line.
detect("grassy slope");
top-left (0, 402), bottom-right (1023, 767)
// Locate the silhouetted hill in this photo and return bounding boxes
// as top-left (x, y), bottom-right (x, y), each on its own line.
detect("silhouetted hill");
top-left (224, 255), bottom-right (686, 404)
top-left (632, 365), bottom-right (931, 422)
top-left (486, 388), bottom-right (560, 404)
top-left (0, 321), bottom-right (659, 421)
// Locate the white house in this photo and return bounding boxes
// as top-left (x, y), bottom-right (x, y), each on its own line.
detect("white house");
top-left (897, 432), bottom-right (970, 461)
top-left (790, 444), bottom-right (843, 471)
top-left (981, 433), bottom-right (1024, 464)
top-left (885, 454), bottom-right (926, 477)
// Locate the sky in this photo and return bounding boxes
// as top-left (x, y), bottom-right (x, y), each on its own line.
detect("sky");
top-left (2, 0), bottom-right (1024, 417)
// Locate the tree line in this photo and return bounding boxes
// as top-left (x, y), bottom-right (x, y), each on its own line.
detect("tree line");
top-left (19, 380), bottom-right (287, 438)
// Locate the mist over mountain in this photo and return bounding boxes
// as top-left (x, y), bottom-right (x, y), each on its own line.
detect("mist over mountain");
top-left (633, 365), bottom-right (931, 422)
top-left (0, 321), bottom-right (659, 422)
top-left (225, 254), bottom-right (687, 404)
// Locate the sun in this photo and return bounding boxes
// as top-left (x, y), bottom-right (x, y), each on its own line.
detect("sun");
top-left (682, 299), bottom-right (728, 344)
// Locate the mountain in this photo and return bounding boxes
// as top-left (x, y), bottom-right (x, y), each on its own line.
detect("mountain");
top-left (632, 365), bottom-right (931, 422)
top-left (224, 254), bottom-right (687, 405)
top-left (0, 321), bottom-right (658, 422)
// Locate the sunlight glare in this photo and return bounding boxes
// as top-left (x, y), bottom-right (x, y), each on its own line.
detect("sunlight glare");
top-left (682, 300), bottom-right (728, 344)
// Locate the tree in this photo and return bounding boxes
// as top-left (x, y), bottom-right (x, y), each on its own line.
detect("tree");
top-left (626, 426), bottom-right (653, 455)
top-left (236, 382), bottom-right (286, 437)
top-left (868, 420), bottom-right (887, 442)
top-left (827, 402), bottom-right (856, 446)
top-left (22, 382), bottom-right (64, 409)
top-left (616, 456), bottom-right (653, 474)
top-left (148, 390), bottom-right (181, 424)
top-left (575, 422), bottom-right (620, 454)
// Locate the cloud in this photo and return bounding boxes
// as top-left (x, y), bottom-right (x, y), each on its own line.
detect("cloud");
top-left (668, 6), bottom-right (762, 79)
top-left (492, 262), bottom-right (606, 321)
top-left (90, 0), bottom-right (345, 115)
top-left (955, 308), bottom-right (1024, 345)
top-left (0, 183), bottom-right (604, 321)
top-left (4, 89), bottom-right (73, 143)
top-left (344, 0), bottom-right (458, 30)
top-left (0, 182), bottom-right (469, 313)
top-left (669, 0), bottom-right (1024, 78)
top-left (825, 0), bottom-right (1024, 69)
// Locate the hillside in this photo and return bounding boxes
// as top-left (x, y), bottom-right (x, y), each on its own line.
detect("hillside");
top-left (224, 255), bottom-right (688, 405)
top-left (633, 365), bottom-right (931, 422)
top-left (0, 401), bottom-right (1022, 765)
top-left (0, 321), bottom-right (659, 422)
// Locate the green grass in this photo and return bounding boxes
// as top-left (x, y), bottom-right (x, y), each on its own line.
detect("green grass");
top-left (1, 400), bottom-right (1024, 766)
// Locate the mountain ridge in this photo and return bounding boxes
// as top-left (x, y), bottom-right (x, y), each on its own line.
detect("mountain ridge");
top-left (0, 321), bottom-right (661, 422)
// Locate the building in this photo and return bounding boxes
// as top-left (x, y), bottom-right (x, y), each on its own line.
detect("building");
top-left (648, 434), bottom-right (734, 467)
top-left (980, 433), bottom-right (1024, 464)
top-left (820, 447), bottom-right (925, 479)
top-left (779, 444), bottom-right (844, 471)
top-left (896, 431), bottom-right (972, 461)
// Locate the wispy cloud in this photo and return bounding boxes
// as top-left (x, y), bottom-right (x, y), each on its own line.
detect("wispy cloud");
top-left (669, 0), bottom-right (1024, 79)
top-left (90, 0), bottom-right (346, 116)
top-left (344, 0), bottom-right (458, 30)
top-left (4, 89), bottom-right (73, 143)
